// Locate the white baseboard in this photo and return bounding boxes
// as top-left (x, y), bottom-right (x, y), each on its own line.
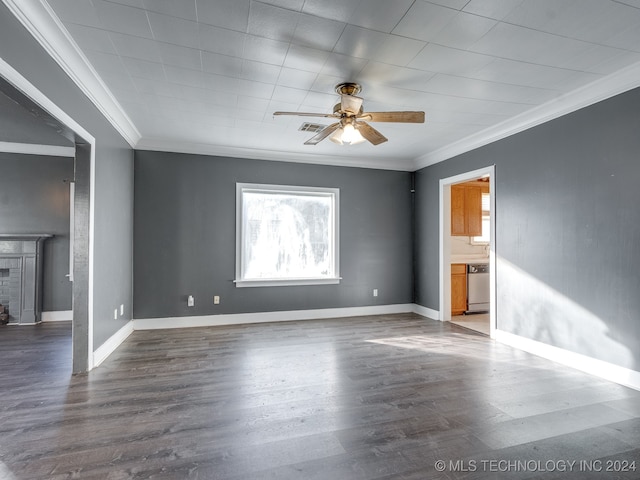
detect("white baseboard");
top-left (412, 304), bottom-right (440, 320)
top-left (92, 320), bottom-right (134, 368)
top-left (133, 304), bottom-right (416, 330)
top-left (494, 329), bottom-right (640, 392)
top-left (41, 310), bottom-right (73, 322)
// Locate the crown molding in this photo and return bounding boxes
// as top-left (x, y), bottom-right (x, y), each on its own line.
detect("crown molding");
top-left (413, 59), bottom-right (640, 170)
top-left (0, 141), bottom-right (75, 156)
top-left (2, 0), bottom-right (141, 147)
top-left (136, 137), bottom-right (417, 171)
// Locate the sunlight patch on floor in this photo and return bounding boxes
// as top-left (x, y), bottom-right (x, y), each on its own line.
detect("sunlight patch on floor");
top-left (367, 334), bottom-right (490, 359)
top-left (0, 462), bottom-right (17, 480)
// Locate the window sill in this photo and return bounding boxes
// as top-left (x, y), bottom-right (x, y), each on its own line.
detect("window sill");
top-left (234, 277), bottom-right (341, 288)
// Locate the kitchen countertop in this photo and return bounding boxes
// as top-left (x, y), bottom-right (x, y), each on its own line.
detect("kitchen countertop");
top-left (451, 255), bottom-right (489, 264)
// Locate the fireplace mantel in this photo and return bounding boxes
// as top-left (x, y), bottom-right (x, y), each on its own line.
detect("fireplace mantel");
top-left (0, 234), bottom-right (53, 324)
top-left (0, 234), bottom-right (53, 240)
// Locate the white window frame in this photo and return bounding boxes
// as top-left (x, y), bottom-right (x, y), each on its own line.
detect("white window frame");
top-left (235, 183), bottom-right (340, 288)
top-left (471, 191), bottom-right (491, 245)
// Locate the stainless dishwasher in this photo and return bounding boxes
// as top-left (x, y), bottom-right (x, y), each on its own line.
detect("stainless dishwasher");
top-left (466, 263), bottom-right (489, 313)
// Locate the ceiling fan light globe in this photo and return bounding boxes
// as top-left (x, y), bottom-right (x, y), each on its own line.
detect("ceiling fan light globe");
top-left (349, 131), bottom-right (366, 145)
top-left (341, 123), bottom-right (366, 145)
top-left (347, 127), bottom-right (367, 145)
top-left (329, 128), bottom-right (344, 145)
top-left (342, 123), bottom-right (356, 142)
top-left (328, 124), bottom-right (366, 145)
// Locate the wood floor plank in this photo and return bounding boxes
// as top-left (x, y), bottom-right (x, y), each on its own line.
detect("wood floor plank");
top-left (1, 315), bottom-right (639, 479)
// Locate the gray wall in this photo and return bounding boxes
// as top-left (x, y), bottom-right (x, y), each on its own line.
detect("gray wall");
top-left (0, 153), bottom-right (73, 311)
top-left (1, 4), bottom-right (134, 348)
top-left (415, 87), bottom-right (640, 371)
top-left (134, 150), bottom-right (413, 319)
top-left (0, 90), bottom-right (73, 146)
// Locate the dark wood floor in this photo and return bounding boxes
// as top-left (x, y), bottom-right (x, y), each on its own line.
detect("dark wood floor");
top-left (1, 314), bottom-right (639, 479)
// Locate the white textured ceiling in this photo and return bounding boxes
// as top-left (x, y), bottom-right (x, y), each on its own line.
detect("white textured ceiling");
top-left (23, 0), bottom-right (640, 168)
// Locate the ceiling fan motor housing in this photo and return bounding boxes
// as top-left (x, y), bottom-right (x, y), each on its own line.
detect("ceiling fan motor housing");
top-left (335, 82), bottom-right (362, 96)
top-left (333, 103), bottom-right (363, 116)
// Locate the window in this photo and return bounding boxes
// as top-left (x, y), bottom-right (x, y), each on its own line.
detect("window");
top-left (235, 183), bottom-right (340, 287)
top-left (472, 192), bottom-right (490, 244)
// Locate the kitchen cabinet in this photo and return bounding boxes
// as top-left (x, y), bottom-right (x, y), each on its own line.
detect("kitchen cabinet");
top-left (451, 184), bottom-right (482, 236)
top-left (451, 263), bottom-right (467, 316)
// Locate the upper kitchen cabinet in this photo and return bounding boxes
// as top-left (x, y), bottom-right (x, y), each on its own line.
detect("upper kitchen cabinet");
top-left (451, 183), bottom-right (486, 237)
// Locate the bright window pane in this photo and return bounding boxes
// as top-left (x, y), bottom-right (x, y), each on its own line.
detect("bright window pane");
top-left (473, 192), bottom-right (490, 244)
top-left (236, 184), bottom-right (339, 286)
top-left (474, 216), bottom-right (490, 243)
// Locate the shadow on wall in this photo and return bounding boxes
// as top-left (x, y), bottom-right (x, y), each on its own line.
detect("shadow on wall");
top-left (497, 257), bottom-right (635, 371)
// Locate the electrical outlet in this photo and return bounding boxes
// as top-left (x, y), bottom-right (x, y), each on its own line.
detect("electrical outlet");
top-left (114, 308), bottom-right (118, 320)
top-left (187, 295), bottom-right (194, 307)
top-left (373, 289), bottom-right (378, 297)
top-left (120, 304), bottom-right (124, 316)
top-left (214, 295), bottom-right (220, 305)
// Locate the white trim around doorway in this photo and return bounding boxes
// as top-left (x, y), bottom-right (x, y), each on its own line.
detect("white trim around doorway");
top-left (0, 57), bottom-right (96, 371)
top-left (439, 165), bottom-right (496, 337)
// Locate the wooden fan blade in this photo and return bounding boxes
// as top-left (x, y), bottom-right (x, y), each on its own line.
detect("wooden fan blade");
top-left (357, 121), bottom-right (388, 145)
top-left (304, 122), bottom-right (341, 145)
top-left (340, 94), bottom-right (363, 115)
top-left (359, 111), bottom-right (425, 123)
top-left (273, 111), bottom-right (338, 118)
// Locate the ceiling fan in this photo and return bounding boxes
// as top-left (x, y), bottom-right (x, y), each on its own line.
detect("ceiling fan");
top-left (273, 82), bottom-right (425, 146)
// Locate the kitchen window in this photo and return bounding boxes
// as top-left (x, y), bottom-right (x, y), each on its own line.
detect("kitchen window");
top-left (472, 192), bottom-right (490, 244)
top-left (235, 183), bottom-right (340, 287)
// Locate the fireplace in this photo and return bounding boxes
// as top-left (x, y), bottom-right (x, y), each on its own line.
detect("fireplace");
top-left (0, 235), bottom-right (52, 324)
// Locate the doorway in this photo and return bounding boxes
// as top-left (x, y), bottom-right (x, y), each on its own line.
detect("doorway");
top-left (0, 59), bottom-right (95, 373)
top-left (439, 166), bottom-right (496, 337)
